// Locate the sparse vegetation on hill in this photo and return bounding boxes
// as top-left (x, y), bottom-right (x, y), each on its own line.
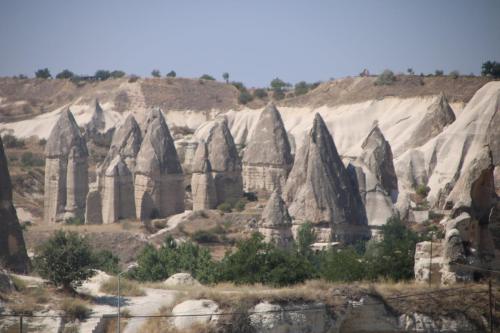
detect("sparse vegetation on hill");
top-left (56, 69), bottom-right (76, 80)
top-left (151, 69), bottom-right (161, 77)
top-left (35, 68), bottom-right (51, 79)
top-left (375, 69), bottom-right (396, 85)
top-left (270, 77), bottom-right (291, 100)
top-left (200, 74), bottom-right (215, 81)
top-left (482, 60), bottom-right (500, 78)
top-left (166, 70), bottom-right (176, 77)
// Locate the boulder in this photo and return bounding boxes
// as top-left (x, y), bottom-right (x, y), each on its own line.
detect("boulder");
top-left (44, 109), bottom-right (88, 224)
top-left (135, 109), bottom-right (184, 220)
top-left (171, 299), bottom-right (219, 330)
top-left (204, 117), bottom-right (243, 205)
top-left (191, 141), bottom-right (217, 211)
top-left (242, 103), bottom-right (293, 192)
top-left (0, 136), bottom-right (30, 273)
top-left (163, 273), bottom-right (201, 287)
top-left (283, 113), bottom-right (369, 243)
top-left (258, 190), bottom-right (294, 248)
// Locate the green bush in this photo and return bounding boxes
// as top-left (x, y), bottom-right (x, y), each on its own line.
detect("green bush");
top-left (253, 88), bottom-right (268, 99)
top-left (481, 61), bottom-right (500, 78)
top-left (222, 72), bottom-right (229, 83)
top-left (234, 199), bottom-right (246, 212)
top-left (217, 202), bottom-right (232, 213)
top-left (449, 70), bottom-right (460, 79)
top-left (34, 231), bottom-right (96, 291)
top-left (434, 70), bottom-right (444, 76)
top-left (65, 217), bottom-right (84, 225)
top-left (151, 69), bottom-right (161, 77)
top-left (270, 77), bottom-right (290, 100)
top-left (192, 230), bottom-right (219, 243)
top-left (92, 249), bottom-right (120, 274)
top-left (21, 152), bottom-right (44, 167)
top-left (238, 91), bottom-right (253, 105)
top-left (94, 70), bottom-right (111, 81)
top-left (35, 68), bottom-right (51, 79)
top-left (319, 248), bottom-right (366, 282)
top-left (166, 70), bottom-right (176, 77)
top-left (200, 74), bottom-right (215, 81)
top-left (296, 222), bottom-right (316, 257)
top-left (56, 69), bottom-right (75, 80)
top-left (110, 70), bottom-right (126, 78)
top-left (294, 81), bottom-right (309, 96)
top-left (375, 70), bottom-right (396, 85)
top-left (415, 184), bottom-right (430, 197)
top-left (2, 134), bottom-right (25, 148)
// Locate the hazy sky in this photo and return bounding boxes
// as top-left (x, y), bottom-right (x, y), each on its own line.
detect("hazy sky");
top-left (1, 0), bottom-right (499, 87)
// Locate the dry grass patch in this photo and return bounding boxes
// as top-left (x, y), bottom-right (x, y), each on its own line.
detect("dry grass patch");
top-left (60, 298), bottom-right (92, 321)
top-left (99, 276), bottom-right (146, 296)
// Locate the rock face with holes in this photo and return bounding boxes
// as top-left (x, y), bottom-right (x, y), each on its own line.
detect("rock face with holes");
top-left (283, 113), bottom-right (370, 243)
top-left (86, 114), bottom-right (142, 224)
top-left (0, 136), bottom-right (30, 273)
top-left (352, 125), bottom-right (398, 232)
top-left (44, 109), bottom-right (88, 224)
top-left (171, 299), bottom-right (219, 330)
top-left (191, 141), bottom-right (217, 211)
top-left (258, 190), bottom-right (294, 248)
top-left (134, 109), bottom-right (184, 220)
top-left (242, 103), bottom-right (293, 193)
top-left (204, 118), bottom-right (243, 206)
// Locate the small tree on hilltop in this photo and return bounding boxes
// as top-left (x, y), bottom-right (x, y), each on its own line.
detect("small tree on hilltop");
top-left (34, 231), bottom-right (96, 292)
top-left (222, 72), bottom-right (229, 83)
top-left (94, 70), bottom-right (111, 81)
top-left (166, 70), bottom-right (176, 78)
top-left (481, 61), bottom-right (500, 78)
top-left (35, 68), bottom-right (52, 79)
top-left (375, 70), bottom-right (396, 85)
top-left (56, 69), bottom-right (75, 80)
top-left (151, 69), bottom-right (161, 77)
top-left (200, 74), bottom-right (215, 81)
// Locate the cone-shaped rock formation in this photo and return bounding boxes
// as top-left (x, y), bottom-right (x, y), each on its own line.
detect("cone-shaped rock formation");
top-left (135, 109), bottom-right (184, 219)
top-left (84, 99), bottom-right (115, 146)
top-left (191, 141), bottom-right (217, 211)
top-left (44, 109), bottom-right (88, 223)
top-left (258, 190), bottom-right (293, 248)
top-left (242, 103), bottom-right (293, 192)
top-left (205, 118), bottom-right (243, 205)
top-left (283, 113), bottom-right (369, 243)
top-left (0, 136), bottom-right (30, 273)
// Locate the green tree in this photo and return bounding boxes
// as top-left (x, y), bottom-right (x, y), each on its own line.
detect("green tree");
top-left (434, 69), bottom-right (444, 76)
top-left (253, 88), bottom-right (268, 99)
top-left (296, 222), bottom-right (316, 257)
top-left (166, 70), bottom-right (176, 77)
top-left (319, 248), bottom-right (366, 282)
top-left (238, 91), bottom-right (253, 105)
top-left (151, 69), bottom-right (161, 77)
top-left (270, 78), bottom-right (290, 100)
top-left (481, 61), bottom-right (500, 78)
top-left (294, 81), bottom-right (309, 96)
top-left (375, 70), bottom-right (396, 85)
top-left (33, 231), bottom-right (96, 291)
top-left (200, 74), bottom-right (215, 81)
top-left (35, 68), bottom-right (51, 79)
top-left (94, 70), bottom-right (111, 81)
top-left (92, 249), bottom-right (120, 275)
top-left (56, 69), bottom-right (75, 79)
top-left (222, 72), bottom-right (229, 83)
top-left (364, 215), bottom-right (421, 281)
top-left (449, 70), bottom-right (460, 79)
top-left (407, 68), bottom-right (414, 75)
top-left (110, 70), bottom-right (126, 78)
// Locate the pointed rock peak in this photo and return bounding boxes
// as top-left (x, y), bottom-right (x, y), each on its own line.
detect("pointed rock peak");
top-left (95, 99), bottom-right (103, 114)
top-left (264, 102), bottom-right (278, 113)
top-left (309, 113), bottom-right (342, 162)
top-left (192, 140), bottom-right (212, 173)
top-left (206, 116), bottom-right (240, 172)
top-left (136, 108), bottom-right (181, 175)
top-left (111, 114), bottom-right (142, 149)
top-left (260, 190), bottom-right (292, 228)
top-left (105, 155), bottom-right (130, 176)
top-left (46, 108), bottom-right (88, 157)
top-left (361, 125), bottom-right (386, 149)
top-left (311, 113), bottom-right (329, 142)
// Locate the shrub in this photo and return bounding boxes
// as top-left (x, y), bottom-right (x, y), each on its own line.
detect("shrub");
top-left (243, 192), bottom-right (258, 202)
top-left (128, 75), bottom-right (140, 83)
top-left (270, 77), bottom-right (290, 100)
top-left (110, 70), bottom-right (126, 78)
top-left (38, 138), bottom-right (47, 146)
top-left (415, 184), bottom-right (430, 197)
top-left (231, 81), bottom-right (246, 91)
top-left (222, 72), bottom-right (229, 83)
top-left (192, 230), bottom-right (219, 243)
top-left (65, 217), bottom-right (84, 225)
top-left (35, 68), bottom-right (51, 79)
top-left (253, 88), bottom-right (268, 99)
top-left (130, 236), bottom-right (219, 284)
top-left (407, 68), bottom-right (415, 75)
top-left (56, 69), bottom-right (75, 80)
top-left (319, 248), bottom-right (366, 282)
top-left (449, 70), bottom-right (460, 79)
top-left (21, 152), bottom-right (44, 167)
top-left (238, 91), bottom-right (253, 105)
top-left (151, 69), bottom-right (161, 77)
top-left (375, 70), bottom-right (396, 85)
top-left (2, 134), bottom-right (25, 148)
top-left (99, 277), bottom-right (145, 296)
top-left (296, 222), bottom-right (316, 257)
top-left (294, 81), bottom-right (309, 96)
top-left (61, 298), bottom-right (91, 321)
top-left (92, 249), bottom-right (120, 274)
top-left (166, 70), bottom-right (176, 77)
top-left (481, 61), bottom-right (500, 78)
top-left (33, 231), bottom-right (96, 291)
top-left (200, 74), bottom-right (215, 81)
top-left (234, 199), bottom-right (246, 212)
top-left (434, 70), bottom-right (444, 76)
top-left (217, 202), bottom-right (232, 213)
top-left (94, 70), bottom-right (111, 81)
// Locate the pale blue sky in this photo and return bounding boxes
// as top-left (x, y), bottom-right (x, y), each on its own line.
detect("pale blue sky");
top-left (1, 0), bottom-right (499, 87)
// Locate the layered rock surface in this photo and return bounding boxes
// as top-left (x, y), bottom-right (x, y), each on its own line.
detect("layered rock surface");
top-left (191, 141), bottom-right (217, 211)
top-left (258, 190), bottom-right (294, 248)
top-left (242, 103), bottom-right (293, 192)
top-left (0, 136), bottom-right (30, 272)
top-left (134, 109), bottom-right (184, 219)
top-left (44, 109), bottom-right (88, 223)
top-left (283, 113), bottom-right (369, 243)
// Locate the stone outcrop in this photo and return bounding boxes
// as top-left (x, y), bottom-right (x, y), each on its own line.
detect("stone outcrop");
top-left (191, 141), bottom-right (217, 211)
top-left (0, 136), bottom-right (30, 273)
top-left (283, 113), bottom-right (369, 243)
top-left (258, 190), bottom-right (294, 248)
top-left (204, 117), bottom-right (243, 205)
top-left (352, 125), bottom-right (398, 231)
top-left (84, 100), bottom-right (114, 147)
top-left (164, 273), bottom-right (201, 287)
top-left (86, 114), bottom-right (142, 224)
top-left (171, 299), bottom-right (219, 330)
top-left (134, 109), bottom-right (184, 220)
top-left (44, 109), bottom-right (88, 223)
top-left (242, 103), bottom-right (293, 192)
